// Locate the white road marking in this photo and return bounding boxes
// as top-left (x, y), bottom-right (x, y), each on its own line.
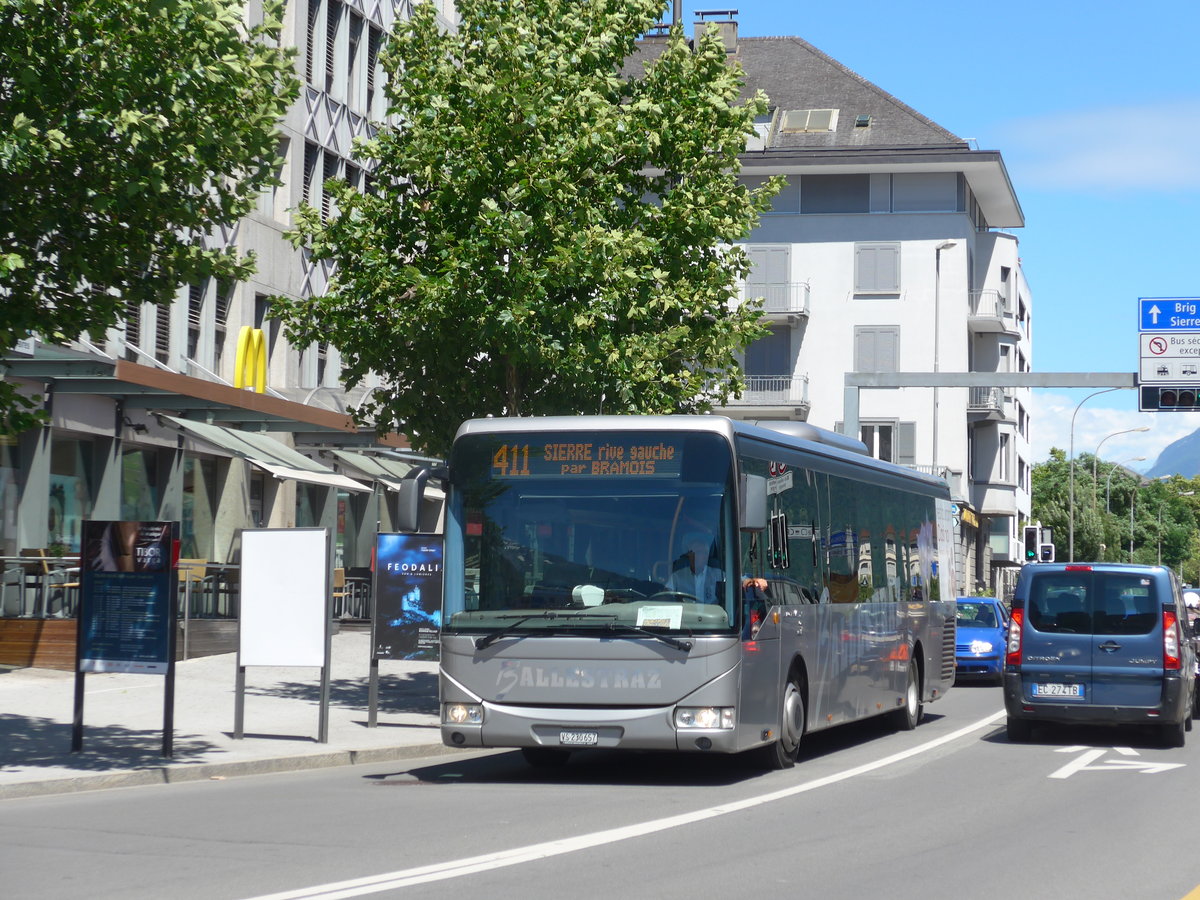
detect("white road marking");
top-left (238, 710), bottom-right (1006, 900)
top-left (1049, 747), bottom-right (1186, 779)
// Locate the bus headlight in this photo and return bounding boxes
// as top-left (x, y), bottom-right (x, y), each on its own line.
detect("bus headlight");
top-left (443, 703), bottom-right (483, 725)
top-left (674, 707), bottom-right (734, 730)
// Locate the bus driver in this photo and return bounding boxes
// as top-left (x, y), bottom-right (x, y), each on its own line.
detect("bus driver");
top-left (669, 531), bottom-right (725, 604)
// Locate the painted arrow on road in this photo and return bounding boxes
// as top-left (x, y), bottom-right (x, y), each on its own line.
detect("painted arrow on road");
top-left (1049, 747), bottom-right (1185, 779)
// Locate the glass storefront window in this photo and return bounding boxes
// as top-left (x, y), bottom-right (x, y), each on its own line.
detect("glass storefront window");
top-left (49, 437), bottom-right (94, 554)
top-left (0, 439), bottom-right (18, 556)
top-left (182, 456), bottom-right (217, 560)
top-left (295, 483), bottom-right (323, 528)
top-left (121, 448), bottom-right (161, 522)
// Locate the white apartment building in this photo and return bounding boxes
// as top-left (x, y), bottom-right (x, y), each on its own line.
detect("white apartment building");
top-left (680, 16), bottom-right (1034, 597)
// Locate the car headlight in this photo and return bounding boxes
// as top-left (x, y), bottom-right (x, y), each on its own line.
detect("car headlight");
top-left (969, 640), bottom-right (994, 654)
top-left (443, 703), bottom-right (483, 725)
top-left (674, 707), bottom-right (735, 729)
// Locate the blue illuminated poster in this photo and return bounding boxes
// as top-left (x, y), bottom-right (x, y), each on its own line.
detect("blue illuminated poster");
top-left (79, 520), bottom-right (178, 674)
top-left (373, 533), bottom-right (443, 660)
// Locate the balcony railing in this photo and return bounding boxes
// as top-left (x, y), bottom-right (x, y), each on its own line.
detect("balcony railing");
top-left (968, 386), bottom-right (1006, 415)
top-left (737, 281), bottom-right (810, 319)
top-left (728, 374), bottom-right (810, 407)
top-left (968, 289), bottom-right (1019, 335)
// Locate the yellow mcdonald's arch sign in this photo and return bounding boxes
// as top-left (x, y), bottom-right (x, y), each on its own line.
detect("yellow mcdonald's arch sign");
top-left (234, 326), bottom-right (267, 393)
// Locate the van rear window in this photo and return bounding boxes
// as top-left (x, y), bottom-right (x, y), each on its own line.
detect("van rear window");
top-left (1028, 573), bottom-right (1158, 636)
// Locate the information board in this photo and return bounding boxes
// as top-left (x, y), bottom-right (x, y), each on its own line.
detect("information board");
top-left (78, 521), bottom-right (177, 674)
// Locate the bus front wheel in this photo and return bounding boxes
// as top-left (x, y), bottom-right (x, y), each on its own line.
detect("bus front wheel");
top-left (752, 677), bottom-right (804, 770)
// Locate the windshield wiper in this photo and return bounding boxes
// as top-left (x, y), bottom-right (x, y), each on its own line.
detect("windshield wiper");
top-left (598, 622), bottom-right (693, 653)
top-left (473, 612), bottom-right (616, 650)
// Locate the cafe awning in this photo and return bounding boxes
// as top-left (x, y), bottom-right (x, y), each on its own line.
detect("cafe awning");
top-left (160, 416), bottom-right (370, 493)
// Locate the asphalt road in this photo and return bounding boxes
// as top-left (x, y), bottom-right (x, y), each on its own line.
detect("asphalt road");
top-left (4, 681), bottom-right (1200, 900)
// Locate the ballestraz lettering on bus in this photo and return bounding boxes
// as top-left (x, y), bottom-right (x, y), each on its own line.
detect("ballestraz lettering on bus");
top-left (496, 662), bottom-right (663, 699)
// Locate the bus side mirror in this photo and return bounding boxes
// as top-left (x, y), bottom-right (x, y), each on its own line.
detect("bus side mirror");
top-left (740, 474), bottom-right (768, 532)
top-left (397, 466), bottom-right (448, 533)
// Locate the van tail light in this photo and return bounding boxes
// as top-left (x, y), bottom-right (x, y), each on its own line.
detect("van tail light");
top-left (1005, 608), bottom-right (1024, 667)
top-left (1163, 609), bottom-right (1181, 670)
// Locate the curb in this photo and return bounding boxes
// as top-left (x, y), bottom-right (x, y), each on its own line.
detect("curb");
top-left (0, 742), bottom-right (452, 801)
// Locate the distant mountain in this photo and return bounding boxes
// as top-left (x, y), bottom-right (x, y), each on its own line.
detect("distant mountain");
top-left (1147, 429), bottom-right (1200, 478)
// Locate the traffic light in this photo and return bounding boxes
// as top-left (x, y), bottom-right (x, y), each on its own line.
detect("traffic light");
top-left (1039, 543), bottom-right (1055, 562)
top-left (1141, 384), bottom-right (1200, 411)
top-left (1023, 525), bottom-right (1039, 562)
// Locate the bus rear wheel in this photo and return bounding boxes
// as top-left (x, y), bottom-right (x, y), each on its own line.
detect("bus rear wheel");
top-left (891, 659), bottom-right (923, 731)
top-left (752, 677), bottom-right (803, 770)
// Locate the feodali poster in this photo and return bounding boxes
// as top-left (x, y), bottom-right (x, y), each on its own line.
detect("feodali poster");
top-left (373, 533), bottom-right (443, 661)
top-left (240, 528), bottom-right (328, 667)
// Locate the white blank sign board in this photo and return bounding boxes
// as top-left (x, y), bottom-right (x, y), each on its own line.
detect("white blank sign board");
top-left (239, 528), bottom-right (328, 667)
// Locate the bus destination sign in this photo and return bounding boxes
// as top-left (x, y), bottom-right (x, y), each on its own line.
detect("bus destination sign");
top-left (491, 439), bottom-right (683, 478)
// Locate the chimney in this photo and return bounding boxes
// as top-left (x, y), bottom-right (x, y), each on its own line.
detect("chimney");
top-left (693, 9), bottom-right (738, 54)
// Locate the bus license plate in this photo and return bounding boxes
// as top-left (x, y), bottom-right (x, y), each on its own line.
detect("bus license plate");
top-left (1033, 683), bottom-right (1083, 698)
top-left (559, 730), bottom-right (599, 746)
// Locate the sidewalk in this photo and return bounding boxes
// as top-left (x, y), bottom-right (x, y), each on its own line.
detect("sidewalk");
top-left (0, 631), bottom-right (450, 800)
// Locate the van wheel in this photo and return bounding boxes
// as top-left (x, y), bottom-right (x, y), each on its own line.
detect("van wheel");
top-left (1161, 720), bottom-right (1186, 749)
top-left (1006, 717), bottom-right (1033, 742)
top-left (891, 659), bottom-right (922, 730)
top-left (751, 677), bottom-right (804, 770)
top-left (521, 747), bottom-right (571, 767)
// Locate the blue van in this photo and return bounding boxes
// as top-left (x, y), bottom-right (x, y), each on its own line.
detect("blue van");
top-left (1003, 562), bottom-right (1196, 747)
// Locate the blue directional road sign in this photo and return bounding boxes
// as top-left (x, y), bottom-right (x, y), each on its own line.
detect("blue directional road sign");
top-left (1140, 297), bottom-right (1200, 331)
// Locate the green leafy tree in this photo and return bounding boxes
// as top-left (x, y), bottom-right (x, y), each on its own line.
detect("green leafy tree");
top-left (273, 0), bottom-right (780, 458)
top-left (1033, 452), bottom-right (1200, 570)
top-left (0, 0), bottom-right (300, 432)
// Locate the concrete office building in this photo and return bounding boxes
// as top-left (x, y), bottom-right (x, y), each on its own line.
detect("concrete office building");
top-left (1, 0), bottom-right (455, 652)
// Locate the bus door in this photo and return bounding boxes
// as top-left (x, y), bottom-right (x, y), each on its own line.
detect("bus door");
top-left (738, 563), bottom-right (783, 745)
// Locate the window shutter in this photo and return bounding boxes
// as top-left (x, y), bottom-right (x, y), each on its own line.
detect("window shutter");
top-left (854, 328), bottom-right (875, 372)
top-left (303, 142), bottom-right (319, 206)
top-left (305, 0), bottom-right (320, 83)
top-left (155, 303), bottom-right (170, 363)
top-left (855, 243), bottom-right (900, 293)
top-left (325, 0), bottom-right (342, 93)
top-left (321, 153), bottom-right (338, 220)
top-left (854, 327), bottom-right (899, 373)
top-left (897, 422), bottom-right (916, 465)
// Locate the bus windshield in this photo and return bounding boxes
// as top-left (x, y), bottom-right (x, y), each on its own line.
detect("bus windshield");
top-left (447, 430), bottom-right (737, 636)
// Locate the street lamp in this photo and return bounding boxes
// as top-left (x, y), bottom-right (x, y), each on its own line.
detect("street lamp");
top-left (931, 240), bottom-right (956, 472)
top-left (1158, 489), bottom-right (1195, 566)
top-left (1068, 387), bottom-right (1124, 562)
top-left (1130, 475), bottom-right (1171, 563)
top-left (1105, 457), bottom-right (1146, 511)
top-left (1092, 426), bottom-right (1150, 511)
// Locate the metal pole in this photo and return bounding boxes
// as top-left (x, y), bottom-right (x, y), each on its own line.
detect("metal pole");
top-left (1130, 492), bottom-right (1136, 563)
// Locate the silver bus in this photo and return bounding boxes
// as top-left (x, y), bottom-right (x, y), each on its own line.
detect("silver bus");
top-left (401, 416), bottom-right (956, 769)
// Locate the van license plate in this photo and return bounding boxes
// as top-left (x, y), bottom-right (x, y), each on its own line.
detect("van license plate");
top-left (559, 730), bottom-right (599, 746)
top-left (1033, 683), bottom-right (1083, 698)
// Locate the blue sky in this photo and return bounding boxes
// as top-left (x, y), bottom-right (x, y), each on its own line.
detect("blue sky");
top-left (670, 0), bottom-right (1200, 470)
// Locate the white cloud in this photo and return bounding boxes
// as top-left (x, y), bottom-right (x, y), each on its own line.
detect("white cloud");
top-left (1029, 392), bottom-right (1200, 470)
top-left (996, 101), bottom-right (1200, 192)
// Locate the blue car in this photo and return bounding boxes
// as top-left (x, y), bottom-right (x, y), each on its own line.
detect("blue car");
top-left (955, 597), bottom-right (1008, 684)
